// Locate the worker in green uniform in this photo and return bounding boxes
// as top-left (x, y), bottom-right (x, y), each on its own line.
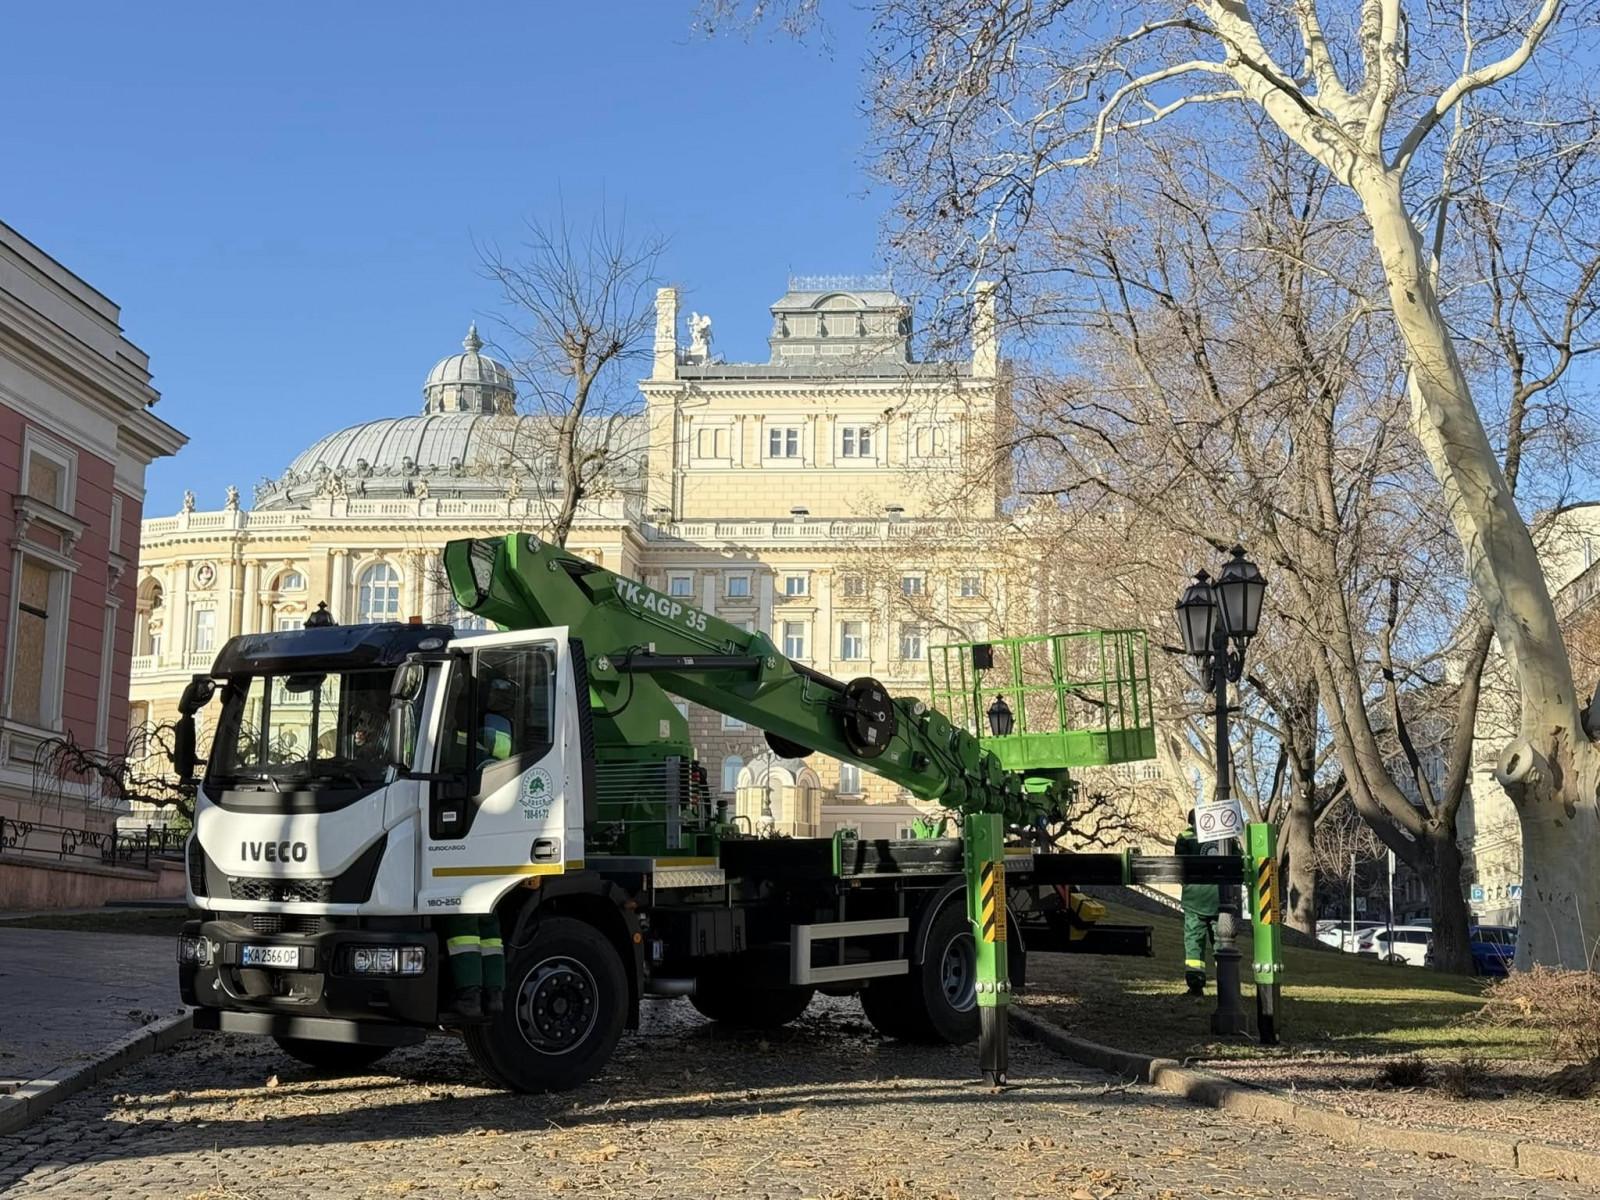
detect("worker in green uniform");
top-left (1175, 809), bottom-right (1220, 996)
top-left (442, 913), bottom-right (505, 1019)
top-left (441, 673), bottom-right (518, 1020)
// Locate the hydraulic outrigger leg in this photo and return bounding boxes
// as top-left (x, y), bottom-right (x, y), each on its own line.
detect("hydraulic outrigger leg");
top-left (964, 811), bottom-right (1009, 1086)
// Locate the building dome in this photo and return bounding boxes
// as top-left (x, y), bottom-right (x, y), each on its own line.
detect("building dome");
top-left (255, 411), bottom-right (544, 509)
top-left (422, 324), bottom-right (517, 414)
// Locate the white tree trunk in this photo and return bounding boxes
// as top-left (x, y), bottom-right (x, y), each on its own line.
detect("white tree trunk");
top-left (1354, 168), bottom-right (1600, 968)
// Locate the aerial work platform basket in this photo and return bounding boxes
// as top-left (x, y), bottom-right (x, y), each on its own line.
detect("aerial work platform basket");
top-left (927, 630), bottom-right (1157, 779)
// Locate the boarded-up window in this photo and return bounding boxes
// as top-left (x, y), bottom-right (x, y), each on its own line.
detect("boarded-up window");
top-left (26, 455), bottom-right (63, 507)
top-left (11, 561), bottom-right (53, 725)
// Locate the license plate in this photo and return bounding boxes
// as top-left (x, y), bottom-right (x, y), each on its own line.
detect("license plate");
top-left (241, 945), bottom-right (300, 969)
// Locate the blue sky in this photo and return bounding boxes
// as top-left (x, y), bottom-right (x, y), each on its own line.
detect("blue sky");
top-left (1, 3), bottom-right (884, 514)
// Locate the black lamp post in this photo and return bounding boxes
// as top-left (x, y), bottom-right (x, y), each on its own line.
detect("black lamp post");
top-left (1174, 546), bottom-right (1268, 1039)
top-left (986, 694), bottom-right (1014, 737)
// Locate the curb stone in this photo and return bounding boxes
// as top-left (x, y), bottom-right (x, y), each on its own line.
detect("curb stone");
top-left (0, 1010), bottom-right (193, 1136)
top-left (1010, 1006), bottom-right (1600, 1187)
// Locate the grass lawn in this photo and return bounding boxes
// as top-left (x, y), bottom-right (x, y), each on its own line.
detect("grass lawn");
top-left (1023, 899), bottom-right (1545, 1063)
top-left (2, 907), bottom-right (191, 937)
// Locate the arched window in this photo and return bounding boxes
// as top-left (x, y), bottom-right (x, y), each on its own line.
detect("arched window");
top-left (356, 563), bottom-right (402, 623)
top-left (274, 570), bottom-right (305, 592)
top-left (136, 579), bottom-right (164, 657)
top-left (720, 755), bottom-right (742, 794)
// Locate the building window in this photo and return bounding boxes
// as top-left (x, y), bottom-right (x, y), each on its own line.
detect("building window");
top-left (782, 621), bottom-right (807, 659)
top-left (726, 573), bottom-right (751, 599)
top-left (276, 570), bottom-right (306, 592)
top-left (276, 615), bottom-right (301, 632)
top-left (899, 623), bottom-right (924, 661)
top-left (839, 762), bottom-right (862, 795)
top-left (673, 700), bottom-right (689, 719)
top-left (840, 574), bottom-right (866, 598)
top-left (722, 712), bottom-right (746, 731)
top-left (192, 608), bottom-right (217, 654)
top-left (959, 574), bottom-right (982, 598)
top-left (784, 574), bottom-right (809, 597)
top-left (357, 562), bottom-right (402, 622)
top-left (721, 755), bottom-right (743, 794)
top-left (912, 425), bottom-right (949, 458)
top-left (695, 426), bottom-right (730, 460)
top-left (767, 426), bottom-right (802, 459)
top-left (9, 559), bottom-right (61, 727)
top-left (840, 426), bottom-right (874, 458)
top-left (445, 600), bottom-right (489, 633)
top-left (22, 437), bottom-right (74, 511)
top-left (668, 572), bottom-right (693, 598)
top-left (901, 574), bottom-right (925, 596)
top-left (840, 621), bottom-right (866, 661)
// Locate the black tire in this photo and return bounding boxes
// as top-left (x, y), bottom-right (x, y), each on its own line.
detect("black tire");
top-left (272, 1036), bottom-right (393, 1075)
top-left (690, 977), bottom-right (815, 1029)
top-left (462, 916), bottom-right (627, 1093)
top-left (863, 897), bottom-right (981, 1045)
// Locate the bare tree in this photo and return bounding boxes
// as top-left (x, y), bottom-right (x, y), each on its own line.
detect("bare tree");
top-left (824, 0), bottom-right (1600, 968)
top-left (480, 205), bottom-right (665, 548)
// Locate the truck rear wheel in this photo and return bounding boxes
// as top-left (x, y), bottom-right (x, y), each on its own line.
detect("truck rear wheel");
top-left (272, 1036), bottom-right (393, 1075)
top-left (463, 916), bottom-right (626, 1093)
top-left (690, 978), bottom-right (815, 1029)
top-left (861, 898), bottom-right (979, 1044)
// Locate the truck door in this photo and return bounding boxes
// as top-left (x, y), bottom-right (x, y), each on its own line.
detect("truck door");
top-left (417, 637), bottom-right (576, 913)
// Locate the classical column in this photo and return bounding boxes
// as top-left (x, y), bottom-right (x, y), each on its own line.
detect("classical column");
top-left (408, 551), bottom-right (426, 620)
top-left (241, 560), bottom-right (261, 635)
top-left (227, 555), bottom-right (244, 638)
top-left (757, 571), bottom-right (774, 641)
top-left (169, 559), bottom-right (189, 665)
top-left (330, 549), bottom-right (350, 621)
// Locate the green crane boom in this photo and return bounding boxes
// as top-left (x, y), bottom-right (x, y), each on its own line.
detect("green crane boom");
top-left (443, 533), bottom-right (1032, 824)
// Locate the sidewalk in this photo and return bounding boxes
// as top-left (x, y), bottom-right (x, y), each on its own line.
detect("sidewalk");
top-left (0, 927), bottom-right (185, 1088)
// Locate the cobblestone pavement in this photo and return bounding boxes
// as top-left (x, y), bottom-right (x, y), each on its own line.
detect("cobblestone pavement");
top-left (1, 997), bottom-right (1590, 1200)
top-left (0, 928), bottom-right (182, 1085)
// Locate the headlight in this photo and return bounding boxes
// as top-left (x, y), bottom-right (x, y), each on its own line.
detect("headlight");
top-left (177, 935), bottom-right (213, 966)
top-left (350, 945), bottom-right (426, 976)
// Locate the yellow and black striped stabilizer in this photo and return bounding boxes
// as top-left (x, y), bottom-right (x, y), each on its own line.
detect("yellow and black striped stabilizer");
top-left (1254, 856), bottom-right (1279, 926)
top-left (980, 860), bottom-right (1007, 943)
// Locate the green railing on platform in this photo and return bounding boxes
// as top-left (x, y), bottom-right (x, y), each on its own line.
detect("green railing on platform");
top-left (928, 630), bottom-right (1157, 774)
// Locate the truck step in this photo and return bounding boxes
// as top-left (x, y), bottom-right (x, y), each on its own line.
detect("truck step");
top-left (789, 917), bottom-right (909, 985)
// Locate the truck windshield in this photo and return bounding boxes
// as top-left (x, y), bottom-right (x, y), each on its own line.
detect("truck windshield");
top-left (210, 668), bottom-right (395, 787)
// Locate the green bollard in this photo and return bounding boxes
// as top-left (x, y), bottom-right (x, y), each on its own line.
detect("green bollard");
top-left (964, 810), bottom-right (1009, 1085)
top-left (1245, 821), bottom-right (1284, 1045)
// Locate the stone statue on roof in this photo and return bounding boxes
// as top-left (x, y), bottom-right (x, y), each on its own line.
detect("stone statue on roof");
top-left (224, 485), bottom-right (239, 511)
top-left (687, 312), bottom-right (713, 362)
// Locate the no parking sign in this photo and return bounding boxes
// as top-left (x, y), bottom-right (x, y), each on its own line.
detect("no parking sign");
top-left (1194, 798), bottom-right (1245, 845)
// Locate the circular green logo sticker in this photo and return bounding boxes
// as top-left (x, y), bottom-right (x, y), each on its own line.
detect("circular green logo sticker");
top-left (521, 767), bottom-right (554, 819)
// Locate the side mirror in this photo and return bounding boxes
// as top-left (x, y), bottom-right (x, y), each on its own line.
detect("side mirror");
top-left (171, 714), bottom-right (198, 782)
top-left (388, 659), bottom-right (426, 772)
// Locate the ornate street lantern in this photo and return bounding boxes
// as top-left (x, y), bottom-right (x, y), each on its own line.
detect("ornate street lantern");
top-left (1174, 570), bottom-right (1218, 657)
top-left (986, 694), bottom-right (1015, 737)
top-left (1215, 546), bottom-right (1268, 645)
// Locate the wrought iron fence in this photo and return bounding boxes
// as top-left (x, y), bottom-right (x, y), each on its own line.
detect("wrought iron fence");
top-left (0, 817), bottom-right (186, 872)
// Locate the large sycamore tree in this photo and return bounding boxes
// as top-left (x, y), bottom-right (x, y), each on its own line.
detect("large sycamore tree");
top-left (840, 0), bottom-right (1600, 969)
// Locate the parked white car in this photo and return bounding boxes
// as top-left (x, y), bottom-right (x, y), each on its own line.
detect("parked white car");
top-left (1317, 921), bottom-right (1380, 952)
top-left (1361, 924), bottom-right (1432, 965)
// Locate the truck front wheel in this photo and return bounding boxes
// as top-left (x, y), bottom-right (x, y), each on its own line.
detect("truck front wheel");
top-left (272, 1036), bottom-right (393, 1075)
top-left (463, 916), bottom-right (627, 1092)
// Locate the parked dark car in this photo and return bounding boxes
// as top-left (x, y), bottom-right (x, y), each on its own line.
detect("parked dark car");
top-left (1425, 924), bottom-right (1517, 975)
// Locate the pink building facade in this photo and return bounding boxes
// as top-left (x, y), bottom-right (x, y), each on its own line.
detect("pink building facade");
top-left (0, 220), bottom-right (185, 908)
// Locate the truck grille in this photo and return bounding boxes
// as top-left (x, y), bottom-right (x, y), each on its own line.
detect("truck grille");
top-left (218, 911), bottom-right (331, 936)
top-left (187, 839), bottom-right (207, 897)
top-left (227, 876), bottom-right (333, 903)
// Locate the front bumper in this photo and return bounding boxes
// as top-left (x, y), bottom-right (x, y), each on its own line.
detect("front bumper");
top-left (179, 916), bottom-right (441, 1028)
